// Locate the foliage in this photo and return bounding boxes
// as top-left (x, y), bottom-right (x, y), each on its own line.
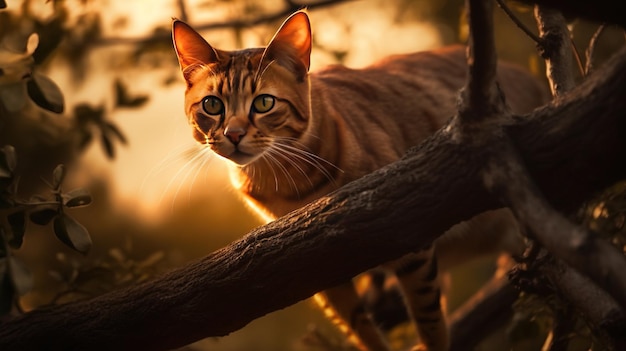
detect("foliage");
top-left (0, 0), bottom-right (150, 316)
top-left (0, 147), bottom-right (92, 315)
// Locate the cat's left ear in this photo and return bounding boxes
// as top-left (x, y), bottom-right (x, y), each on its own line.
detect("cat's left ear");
top-left (172, 19), bottom-right (220, 78)
top-left (262, 10), bottom-right (312, 80)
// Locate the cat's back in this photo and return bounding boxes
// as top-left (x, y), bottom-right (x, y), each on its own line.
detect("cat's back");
top-left (308, 45), bottom-right (546, 179)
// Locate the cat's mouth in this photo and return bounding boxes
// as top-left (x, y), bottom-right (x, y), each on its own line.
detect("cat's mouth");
top-left (227, 149), bottom-right (258, 165)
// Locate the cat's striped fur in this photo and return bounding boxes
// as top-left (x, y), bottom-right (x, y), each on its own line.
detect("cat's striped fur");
top-left (173, 11), bottom-right (545, 351)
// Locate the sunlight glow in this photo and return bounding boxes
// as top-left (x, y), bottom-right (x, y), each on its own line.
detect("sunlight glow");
top-left (43, 0), bottom-right (441, 221)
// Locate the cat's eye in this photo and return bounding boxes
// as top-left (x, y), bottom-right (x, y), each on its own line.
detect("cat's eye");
top-left (252, 94), bottom-right (275, 113)
top-left (202, 96), bottom-right (224, 115)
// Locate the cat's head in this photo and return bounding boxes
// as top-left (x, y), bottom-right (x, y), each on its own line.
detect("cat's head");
top-left (172, 11), bottom-right (312, 166)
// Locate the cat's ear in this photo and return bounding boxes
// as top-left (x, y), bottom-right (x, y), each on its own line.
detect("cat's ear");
top-left (262, 11), bottom-right (312, 80)
top-left (172, 19), bottom-right (219, 76)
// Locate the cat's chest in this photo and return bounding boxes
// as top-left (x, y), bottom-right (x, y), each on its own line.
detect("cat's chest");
top-left (228, 165), bottom-right (338, 221)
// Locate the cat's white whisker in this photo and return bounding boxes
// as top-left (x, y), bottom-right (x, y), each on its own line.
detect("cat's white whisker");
top-left (263, 149), bottom-right (300, 197)
top-left (159, 147), bottom-right (210, 210)
top-left (259, 154), bottom-right (279, 192)
top-left (271, 139), bottom-right (342, 187)
top-left (187, 148), bottom-right (215, 201)
top-left (267, 145), bottom-right (315, 188)
top-left (140, 144), bottom-right (200, 195)
top-left (275, 137), bottom-right (344, 174)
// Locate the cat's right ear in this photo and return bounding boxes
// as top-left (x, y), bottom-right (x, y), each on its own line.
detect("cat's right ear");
top-left (172, 19), bottom-right (219, 78)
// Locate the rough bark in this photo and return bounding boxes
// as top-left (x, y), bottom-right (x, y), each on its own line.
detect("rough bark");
top-left (1, 1), bottom-right (626, 350)
top-left (0, 41), bottom-right (624, 351)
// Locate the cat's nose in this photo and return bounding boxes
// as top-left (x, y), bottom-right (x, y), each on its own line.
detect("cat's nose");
top-left (224, 126), bottom-right (246, 145)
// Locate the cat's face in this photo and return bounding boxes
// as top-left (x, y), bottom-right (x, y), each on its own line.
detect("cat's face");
top-left (172, 12), bottom-right (312, 166)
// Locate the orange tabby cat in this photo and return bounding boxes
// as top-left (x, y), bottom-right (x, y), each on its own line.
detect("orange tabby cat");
top-left (172, 11), bottom-right (545, 351)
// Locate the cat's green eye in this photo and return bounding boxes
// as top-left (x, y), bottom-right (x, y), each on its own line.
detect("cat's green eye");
top-left (252, 94), bottom-right (275, 113)
top-left (202, 96), bottom-right (224, 115)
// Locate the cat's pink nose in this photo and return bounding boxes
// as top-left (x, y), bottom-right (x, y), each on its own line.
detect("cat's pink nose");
top-left (224, 126), bottom-right (246, 145)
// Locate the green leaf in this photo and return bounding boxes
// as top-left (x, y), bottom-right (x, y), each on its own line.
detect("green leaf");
top-left (63, 188), bottom-right (92, 208)
top-left (7, 210), bottom-right (26, 249)
top-left (53, 213), bottom-right (91, 254)
top-left (29, 206), bottom-right (58, 225)
top-left (52, 164), bottom-right (65, 189)
top-left (8, 255), bottom-right (32, 295)
top-left (26, 72), bottom-right (64, 114)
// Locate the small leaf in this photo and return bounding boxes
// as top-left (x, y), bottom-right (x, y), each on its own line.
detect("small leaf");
top-left (7, 210), bottom-right (26, 249)
top-left (52, 164), bottom-right (65, 189)
top-left (78, 131), bottom-right (93, 150)
top-left (63, 188), bottom-right (92, 208)
top-left (8, 255), bottom-right (32, 295)
top-left (29, 206), bottom-right (58, 225)
top-left (53, 213), bottom-right (92, 254)
top-left (114, 79), bottom-right (149, 108)
top-left (101, 133), bottom-right (115, 159)
top-left (26, 72), bottom-right (64, 113)
top-left (25, 33), bottom-right (39, 56)
top-left (103, 122), bottom-right (127, 145)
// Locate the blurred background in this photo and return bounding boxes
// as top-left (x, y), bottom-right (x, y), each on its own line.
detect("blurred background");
top-left (0, 0), bottom-right (623, 350)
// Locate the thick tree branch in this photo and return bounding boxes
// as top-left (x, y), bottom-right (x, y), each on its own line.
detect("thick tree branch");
top-left (0, 41), bottom-right (625, 351)
top-left (483, 134), bottom-right (626, 311)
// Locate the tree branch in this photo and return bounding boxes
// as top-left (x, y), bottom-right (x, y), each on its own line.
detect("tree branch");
top-left (0, 38), bottom-right (625, 351)
top-left (96, 0), bottom-right (350, 46)
top-left (448, 270), bottom-right (519, 351)
top-left (460, 0), bottom-right (502, 122)
top-left (534, 5), bottom-right (577, 96)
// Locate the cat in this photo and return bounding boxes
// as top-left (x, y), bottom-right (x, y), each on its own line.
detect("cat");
top-left (172, 10), bottom-right (546, 351)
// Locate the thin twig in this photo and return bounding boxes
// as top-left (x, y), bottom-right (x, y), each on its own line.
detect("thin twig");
top-left (569, 39), bottom-right (586, 77)
top-left (95, 0), bottom-right (350, 46)
top-left (586, 24), bottom-right (607, 75)
top-left (496, 0), bottom-right (542, 43)
top-left (448, 271), bottom-right (519, 351)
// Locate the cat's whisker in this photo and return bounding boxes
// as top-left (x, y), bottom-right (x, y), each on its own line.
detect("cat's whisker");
top-left (254, 58), bottom-right (277, 84)
top-left (159, 147), bottom-right (211, 210)
top-left (274, 137), bottom-right (344, 174)
top-left (266, 146), bottom-right (315, 188)
top-left (262, 150), bottom-right (300, 198)
top-left (140, 143), bottom-right (201, 195)
top-left (271, 140), bottom-right (342, 187)
top-left (259, 154), bottom-right (279, 192)
top-left (186, 148), bottom-right (215, 201)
